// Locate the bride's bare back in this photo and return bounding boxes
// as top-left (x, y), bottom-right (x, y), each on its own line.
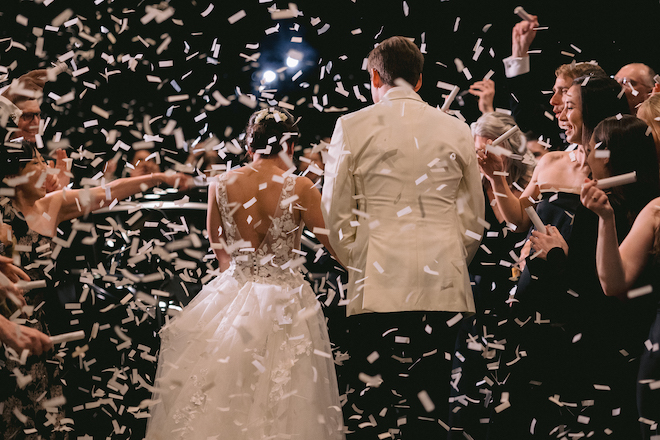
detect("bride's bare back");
top-left (207, 161), bottom-right (334, 270)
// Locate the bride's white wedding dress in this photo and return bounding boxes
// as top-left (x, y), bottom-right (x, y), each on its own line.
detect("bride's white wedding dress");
top-left (146, 174), bottom-right (345, 439)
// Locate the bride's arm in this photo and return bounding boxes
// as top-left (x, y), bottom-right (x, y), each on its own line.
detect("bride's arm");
top-left (297, 177), bottom-right (342, 266)
top-left (207, 180), bottom-right (231, 271)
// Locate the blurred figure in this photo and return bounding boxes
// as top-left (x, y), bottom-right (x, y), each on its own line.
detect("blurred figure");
top-left (185, 137), bottom-right (222, 177)
top-left (129, 149), bottom-right (161, 177)
top-left (524, 130), bottom-right (549, 160)
top-left (637, 93), bottom-right (660, 159)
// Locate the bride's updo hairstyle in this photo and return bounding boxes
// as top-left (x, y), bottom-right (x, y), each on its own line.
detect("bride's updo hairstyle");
top-left (244, 106), bottom-right (299, 158)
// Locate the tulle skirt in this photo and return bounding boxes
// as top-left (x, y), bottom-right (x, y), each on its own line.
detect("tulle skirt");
top-left (146, 267), bottom-right (345, 439)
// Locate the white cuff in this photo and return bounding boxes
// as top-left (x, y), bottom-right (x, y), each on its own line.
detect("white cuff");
top-left (502, 56), bottom-right (530, 78)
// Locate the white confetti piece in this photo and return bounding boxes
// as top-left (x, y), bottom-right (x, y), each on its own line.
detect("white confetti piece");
top-left (228, 10), bottom-right (246, 24)
top-left (418, 390), bottom-right (435, 412)
top-left (446, 313), bottom-right (463, 327)
top-left (423, 266), bottom-right (439, 275)
top-left (397, 206), bottom-right (412, 217)
top-left (243, 197), bottom-right (257, 209)
top-left (465, 230), bottom-right (482, 241)
top-left (628, 284), bottom-right (653, 299)
top-left (201, 3), bottom-right (214, 17)
top-left (373, 261), bottom-right (384, 274)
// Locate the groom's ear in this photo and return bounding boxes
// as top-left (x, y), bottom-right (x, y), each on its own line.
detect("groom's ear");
top-left (371, 69), bottom-right (383, 89)
top-left (414, 74), bottom-right (422, 92)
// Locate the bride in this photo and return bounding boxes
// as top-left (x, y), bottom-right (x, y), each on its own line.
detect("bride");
top-left (146, 107), bottom-right (345, 439)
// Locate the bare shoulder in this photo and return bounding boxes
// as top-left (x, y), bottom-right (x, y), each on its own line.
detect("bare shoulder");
top-left (638, 196), bottom-right (660, 226)
top-left (536, 151), bottom-right (568, 168)
top-left (294, 175), bottom-right (319, 197)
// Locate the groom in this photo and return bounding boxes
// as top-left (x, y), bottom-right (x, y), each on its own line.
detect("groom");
top-left (322, 36), bottom-right (484, 437)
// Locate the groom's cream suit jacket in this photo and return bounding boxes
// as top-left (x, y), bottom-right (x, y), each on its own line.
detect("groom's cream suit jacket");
top-left (322, 87), bottom-right (485, 316)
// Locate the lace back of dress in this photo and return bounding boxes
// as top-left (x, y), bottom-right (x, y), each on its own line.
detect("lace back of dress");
top-left (215, 175), bottom-right (302, 281)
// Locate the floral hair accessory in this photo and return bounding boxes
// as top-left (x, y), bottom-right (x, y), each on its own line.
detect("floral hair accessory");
top-left (253, 108), bottom-right (288, 124)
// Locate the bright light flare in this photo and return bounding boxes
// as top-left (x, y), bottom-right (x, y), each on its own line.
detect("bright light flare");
top-left (263, 70), bottom-right (277, 83)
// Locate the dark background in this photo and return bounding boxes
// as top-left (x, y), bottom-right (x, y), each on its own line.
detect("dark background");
top-left (1, 0), bottom-right (658, 163)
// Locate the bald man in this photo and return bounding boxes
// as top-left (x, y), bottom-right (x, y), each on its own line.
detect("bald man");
top-left (615, 63), bottom-right (656, 114)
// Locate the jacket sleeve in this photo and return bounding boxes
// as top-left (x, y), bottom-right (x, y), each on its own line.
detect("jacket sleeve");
top-left (456, 125), bottom-right (486, 264)
top-left (321, 117), bottom-right (356, 267)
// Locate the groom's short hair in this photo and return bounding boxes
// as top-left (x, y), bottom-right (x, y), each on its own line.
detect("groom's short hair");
top-left (367, 36), bottom-right (424, 88)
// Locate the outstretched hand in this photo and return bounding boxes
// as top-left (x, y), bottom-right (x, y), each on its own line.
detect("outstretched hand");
top-left (0, 255), bottom-right (30, 284)
top-left (512, 15), bottom-right (539, 58)
top-left (160, 172), bottom-right (194, 191)
top-left (0, 316), bottom-right (53, 356)
top-left (580, 179), bottom-right (613, 218)
top-left (469, 79), bottom-right (495, 114)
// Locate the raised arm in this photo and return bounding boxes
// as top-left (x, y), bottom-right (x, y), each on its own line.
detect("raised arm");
top-left (581, 180), bottom-right (657, 297)
top-left (207, 180), bottom-right (231, 271)
top-left (477, 139), bottom-right (540, 230)
top-left (468, 79), bottom-right (495, 115)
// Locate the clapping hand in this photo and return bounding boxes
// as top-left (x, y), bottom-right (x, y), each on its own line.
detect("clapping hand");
top-left (529, 225), bottom-right (568, 260)
top-left (45, 149), bottom-right (71, 193)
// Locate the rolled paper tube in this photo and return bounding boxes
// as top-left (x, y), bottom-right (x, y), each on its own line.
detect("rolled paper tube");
top-left (441, 85), bottom-right (460, 111)
top-left (491, 125), bottom-right (520, 146)
top-left (514, 6), bottom-right (533, 21)
top-left (50, 330), bottom-right (85, 345)
top-left (524, 206), bottom-right (547, 234)
top-left (596, 171), bottom-right (636, 189)
top-left (16, 280), bottom-right (47, 291)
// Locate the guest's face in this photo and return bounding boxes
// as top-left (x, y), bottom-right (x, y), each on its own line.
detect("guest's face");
top-left (526, 139), bottom-right (548, 160)
top-left (130, 150), bottom-right (160, 177)
top-left (615, 65), bottom-right (652, 114)
top-left (550, 75), bottom-right (572, 125)
top-left (16, 100), bottom-right (41, 142)
top-left (560, 85), bottom-right (583, 144)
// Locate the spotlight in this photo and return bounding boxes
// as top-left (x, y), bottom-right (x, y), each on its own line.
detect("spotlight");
top-left (263, 70), bottom-right (277, 83)
top-left (286, 49), bottom-right (304, 69)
